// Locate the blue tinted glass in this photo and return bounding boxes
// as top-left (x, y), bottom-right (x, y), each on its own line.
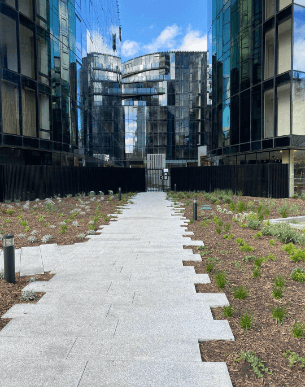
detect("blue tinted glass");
top-left (294, 5), bottom-right (305, 72)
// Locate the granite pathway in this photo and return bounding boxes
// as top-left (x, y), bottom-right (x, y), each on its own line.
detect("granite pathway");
top-left (0, 192), bottom-right (234, 386)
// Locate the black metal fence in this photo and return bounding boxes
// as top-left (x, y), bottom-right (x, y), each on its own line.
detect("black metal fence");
top-left (0, 165), bottom-right (145, 202)
top-left (170, 164), bottom-right (289, 198)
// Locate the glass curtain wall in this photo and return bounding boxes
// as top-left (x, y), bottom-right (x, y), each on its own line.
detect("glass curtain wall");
top-left (122, 51), bottom-right (207, 167)
top-left (209, 0), bottom-right (301, 166)
top-left (0, 0), bottom-right (121, 165)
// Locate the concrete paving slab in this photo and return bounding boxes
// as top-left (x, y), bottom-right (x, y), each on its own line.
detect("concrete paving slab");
top-left (77, 360), bottom-right (233, 387)
top-left (1, 191), bottom-right (234, 386)
top-left (20, 246), bottom-right (44, 276)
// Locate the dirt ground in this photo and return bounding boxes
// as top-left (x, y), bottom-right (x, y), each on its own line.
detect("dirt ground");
top-left (172, 191), bottom-right (305, 387)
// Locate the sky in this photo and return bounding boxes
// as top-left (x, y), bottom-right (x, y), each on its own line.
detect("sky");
top-left (119, 0), bottom-right (208, 62)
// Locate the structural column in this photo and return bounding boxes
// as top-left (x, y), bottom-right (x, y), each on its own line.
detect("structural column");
top-left (282, 150), bottom-right (294, 197)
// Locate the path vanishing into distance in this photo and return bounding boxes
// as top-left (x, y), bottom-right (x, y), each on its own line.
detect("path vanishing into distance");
top-left (0, 192), bottom-right (234, 386)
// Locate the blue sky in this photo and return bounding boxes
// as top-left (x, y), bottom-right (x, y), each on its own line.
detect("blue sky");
top-left (119, 0), bottom-right (208, 62)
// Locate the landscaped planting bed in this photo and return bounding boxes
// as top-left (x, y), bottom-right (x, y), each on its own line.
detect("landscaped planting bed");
top-left (0, 191), bottom-right (134, 249)
top-left (0, 191), bottom-right (134, 331)
top-left (168, 190), bottom-right (305, 387)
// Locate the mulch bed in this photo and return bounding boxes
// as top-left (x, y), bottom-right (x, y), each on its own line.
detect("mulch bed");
top-left (176, 193), bottom-right (305, 386)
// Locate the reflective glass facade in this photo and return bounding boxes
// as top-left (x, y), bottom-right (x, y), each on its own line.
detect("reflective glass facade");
top-left (0, 0), bottom-right (121, 166)
top-left (209, 0), bottom-right (305, 195)
top-left (122, 52), bottom-right (208, 167)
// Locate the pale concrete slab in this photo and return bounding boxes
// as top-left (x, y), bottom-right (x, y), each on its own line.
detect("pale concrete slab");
top-left (20, 246), bottom-right (44, 276)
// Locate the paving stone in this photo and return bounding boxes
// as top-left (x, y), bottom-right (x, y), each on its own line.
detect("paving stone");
top-left (1, 192), bottom-right (234, 386)
top-left (20, 246), bottom-right (44, 276)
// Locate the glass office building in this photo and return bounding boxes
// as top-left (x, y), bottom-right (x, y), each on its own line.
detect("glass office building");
top-left (122, 51), bottom-right (208, 167)
top-left (0, 0), bottom-right (121, 166)
top-left (81, 53), bottom-right (124, 166)
top-left (209, 0), bottom-right (305, 195)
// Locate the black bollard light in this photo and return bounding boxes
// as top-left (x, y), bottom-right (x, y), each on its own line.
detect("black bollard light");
top-left (193, 197), bottom-right (197, 221)
top-left (118, 187), bottom-right (121, 201)
top-left (3, 234), bottom-right (15, 284)
top-left (174, 184), bottom-right (176, 192)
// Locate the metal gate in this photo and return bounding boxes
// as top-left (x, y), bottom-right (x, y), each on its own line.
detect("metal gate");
top-left (145, 169), bottom-right (171, 191)
top-left (145, 154), bottom-right (170, 192)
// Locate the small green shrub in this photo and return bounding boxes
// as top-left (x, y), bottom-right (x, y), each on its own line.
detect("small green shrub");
top-left (271, 305), bottom-right (287, 324)
top-left (20, 220), bottom-right (28, 226)
top-left (254, 256), bottom-right (265, 268)
top-left (206, 257), bottom-right (218, 273)
top-left (238, 201), bottom-right (247, 213)
top-left (5, 209), bottom-right (14, 215)
top-left (238, 351), bottom-right (273, 378)
top-left (223, 233), bottom-right (234, 239)
top-left (240, 243), bottom-right (254, 252)
top-left (224, 223), bottom-right (231, 232)
top-left (243, 255), bottom-right (256, 263)
top-left (292, 322), bottom-right (305, 338)
top-left (268, 253), bottom-right (276, 261)
top-left (215, 271), bottom-right (227, 289)
top-left (282, 242), bottom-right (296, 255)
top-left (290, 249), bottom-right (305, 262)
top-left (284, 350), bottom-right (305, 367)
top-left (290, 267), bottom-right (305, 282)
top-left (247, 219), bottom-right (261, 230)
top-left (233, 285), bottom-right (248, 299)
top-left (223, 305), bottom-right (234, 317)
top-left (236, 238), bottom-right (245, 245)
top-left (252, 267), bottom-right (260, 277)
top-left (59, 224), bottom-right (68, 234)
top-left (215, 227), bottom-right (222, 234)
top-left (274, 275), bottom-right (286, 288)
top-left (269, 239), bottom-right (275, 246)
top-left (253, 231), bottom-right (262, 239)
top-left (240, 311), bottom-right (253, 330)
top-left (229, 202), bottom-right (237, 212)
top-left (237, 191), bottom-right (243, 196)
top-left (272, 286), bottom-right (283, 299)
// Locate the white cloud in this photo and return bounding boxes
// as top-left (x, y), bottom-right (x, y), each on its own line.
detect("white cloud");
top-left (177, 30), bottom-right (207, 51)
top-left (122, 40), bottom-right (141, 57)
top-left (143, 24), bottom-right (181, 52)
top-left (121, 25), bottom-right (207, 59)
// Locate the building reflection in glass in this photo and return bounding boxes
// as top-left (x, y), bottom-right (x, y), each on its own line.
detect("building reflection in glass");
top-left (122, 52), bottom-right (208, 167)
top-left (0, 0), bottom-right (121, 166)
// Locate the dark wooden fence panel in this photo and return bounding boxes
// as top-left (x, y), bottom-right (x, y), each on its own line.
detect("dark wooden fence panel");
top-left (171, 164), bottom-right (289, 198)
top-left (0, 166), bottom-right (145, 202)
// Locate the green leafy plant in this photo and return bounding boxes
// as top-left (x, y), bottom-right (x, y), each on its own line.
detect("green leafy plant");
top-left (20, 220), bottom-right (27, 226)
top-left (224, 223), bottom-right (231, 232)
top-left (272, 286), bottom-right (283, 299)
top-left (24, 226), bottom-right (30, 232)
top-left (282, 242), bottom-right (296, 255)
top-left (215, 271), bottom-right (227, 289)
top-left (240, 243), bottom-right (254, 252)
top-left (5, 209), bottom-right (14, 215)
top-left (290, 249), bottom-right (305, 262)
top-left (215, 227), bottom-right (222, 234)
top-left (284, 350), bottom-right (305, 367)
top-left (236, 238), bottom-right (245, 246)
top-left (254, 256), bottom-right (265, 268)
top-left (274, 275), bottom-right (286, 288)
top-left (240, 311), bottom-right (253, 330)
top-left (223, 305), bottom-right (234, 317)
top-left (238, 201), bottom-right (247, 213)
top-left (233, 285), bottom-right (249, 299)
top-left (253, 231), bottom-right (262, 239)
top-left (269, 239), bottom-right (275, 246)
top-left (229, 202), bottom-right (237, 212)
top-left (206, 257), bottom-right (219, 273)
top-left (271, 305), bottom-right (287, 324)
top-left (290, 267), bottom-right (305, 282)
top-left (59, 224), bottom-right (68, 234)
top-left (268, 253), bottom-right (276, 261)
top-left (252, 267), bottom-right (261, 277)
top-left (234, 260), bottom-right (243, 269)
top-left (237, 191), bottom-right (243, 196)
top-left (38, 214), bottom-right (45, 223)
top-left (238, 351), bottom-right (273, 378)
top-left (243, 255), bottom-right (256, 263)
top-left (247, 219), bottom-right (261, 230)
top-left (292, 322), bottom-right (305, 338)
top-left (223, 233), bottom-right (234, 239)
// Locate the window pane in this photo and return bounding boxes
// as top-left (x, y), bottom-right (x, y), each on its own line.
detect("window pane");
top-left (265, 0), bottom-right (275, 19)
top-left (278, 19), bottom-right (292, 74)
top-left (240, 90), bottom-right (250, 143)
top-left (252, 86), bottom-right (262, 140)
top-left (22, 86), bottom-right (36, 137)
top-left (1, 80), bottom-right (19, 134)
top-left (294, 5), bottom-right (305, 72)
top-left (37, 32), bottom-right (50, 84)
top-left (39, 93), bottom-right (50, 132)
top-left (277, 83), bottom-right (291, 135)
top-left (265, 28), bottom-right (275, 79)
top-left (0, 12), bottom-right (17, 72)
top-left (292, 76), bottom-right (305, 134)
top-left (20, 25), bottom-right (35, 78)
top-left (252, 26), bottom-right (262, 84)
top-left (19, 0), bottom-right (33, 19)
top-left (264, 89), bottom-right (274, 137)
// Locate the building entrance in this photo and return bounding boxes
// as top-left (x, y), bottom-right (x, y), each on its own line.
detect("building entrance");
top-left (145, 154), bottom-right (170, 192)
